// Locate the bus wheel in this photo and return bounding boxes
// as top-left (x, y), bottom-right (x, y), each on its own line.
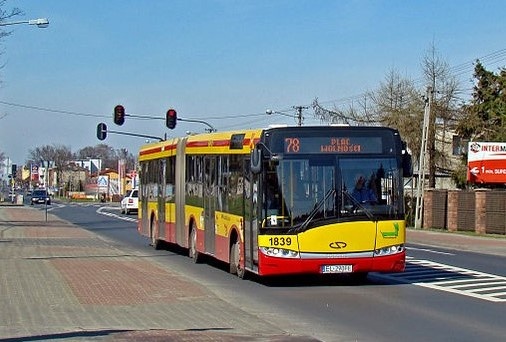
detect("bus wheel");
top-left (150, 217), bottom-right (161, 250)
top-left (189, 224), bottom-right (201, 263)
top-left (230, 240), bottom-right (245, 279)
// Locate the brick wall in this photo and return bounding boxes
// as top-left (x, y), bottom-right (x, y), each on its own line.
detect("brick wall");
top-left (422, 189), bottom-right (506, 235)
top-left (423, 189), bottom-right (447, 229)
top-left (484, 191), bottom-right (506, 235)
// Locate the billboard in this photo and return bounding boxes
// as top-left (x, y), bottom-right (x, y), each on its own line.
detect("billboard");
top-left (31, 164), bottom-right (39, 182)
top-left (467, 142), bottom-right (506, 184)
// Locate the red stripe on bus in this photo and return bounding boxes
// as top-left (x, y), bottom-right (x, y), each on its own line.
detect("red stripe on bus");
top-left (139, 147), bottom-right (163, 156)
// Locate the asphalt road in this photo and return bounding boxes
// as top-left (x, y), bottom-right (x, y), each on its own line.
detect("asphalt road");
top-left (45, 202), bottom-right (506, 342)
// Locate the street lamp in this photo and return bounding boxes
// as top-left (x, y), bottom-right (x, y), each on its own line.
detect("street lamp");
top-left (266, 106), bottom-right (307, 126)
top-left (0, 18), bottom-right (49, 28)
top-left (266, 109), bottom-right (292, 118)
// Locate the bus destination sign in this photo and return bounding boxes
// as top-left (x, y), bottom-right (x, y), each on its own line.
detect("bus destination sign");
top-left (284, 136), bottom-right (382, 154)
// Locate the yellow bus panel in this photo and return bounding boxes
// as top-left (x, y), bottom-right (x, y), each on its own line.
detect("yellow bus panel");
top-left (376, 220), bottom-right (405, 248)
top-left (258, 234), bottom-right (299, 251)
top-left (297, 222), bottom-right (377, 253)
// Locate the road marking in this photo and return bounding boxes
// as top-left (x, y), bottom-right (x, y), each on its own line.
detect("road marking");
top-left (96, 206), bottom-right (137, 223)
top-left (408, 247), bottom-right (454, 256)
top-left (376, 258), bottom-right (506, 302)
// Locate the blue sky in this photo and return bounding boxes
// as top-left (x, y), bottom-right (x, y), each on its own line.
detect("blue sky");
top-left (1, 0), bottom-right (506, 166)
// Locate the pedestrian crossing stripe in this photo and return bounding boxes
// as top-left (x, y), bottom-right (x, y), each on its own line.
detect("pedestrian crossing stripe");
top-left (377, 258), bottom-right (506, 302)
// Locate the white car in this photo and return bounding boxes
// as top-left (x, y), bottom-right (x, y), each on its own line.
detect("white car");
top-left (120, 188), bottom-right (138, 215)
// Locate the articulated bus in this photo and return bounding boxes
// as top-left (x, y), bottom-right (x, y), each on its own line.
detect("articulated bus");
top-left (138, 125), bottom-right (412, 279)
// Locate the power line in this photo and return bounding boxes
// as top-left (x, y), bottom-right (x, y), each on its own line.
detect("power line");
top-left (314, 48), bottom-right (506, 109)
top-left (0, 100), bottom-right (108, 119)
top-left (1, 49), bottom-right (505, 124)
top-left (0, 100), bottom-right (268, 122)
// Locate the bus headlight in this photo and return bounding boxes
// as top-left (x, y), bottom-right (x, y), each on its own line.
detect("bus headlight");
top-left (374, 244), bottom-right (404, 256)
top-left (260, 247), bottom-right (299, 258)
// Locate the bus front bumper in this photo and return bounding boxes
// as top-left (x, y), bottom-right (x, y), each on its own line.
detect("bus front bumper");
top-left (257, 249), bottom-right (405, 276)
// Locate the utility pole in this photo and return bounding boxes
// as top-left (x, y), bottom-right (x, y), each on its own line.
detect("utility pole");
top-left (414, 87), bottom-right (433, 229)
top-left (428, 79), bottom-right (437, 188)
top-left (293, 106), bottom-right (308, 126)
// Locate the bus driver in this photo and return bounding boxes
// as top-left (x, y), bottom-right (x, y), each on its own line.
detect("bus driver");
top-left (352, 175), bottom-right (377, 204)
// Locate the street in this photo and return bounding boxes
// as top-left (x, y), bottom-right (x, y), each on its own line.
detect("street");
top-left (0, 204), bottom-right (506, 341)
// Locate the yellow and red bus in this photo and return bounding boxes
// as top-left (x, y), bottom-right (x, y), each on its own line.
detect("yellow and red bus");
top-left (138, 125), bottom-right (412, 278)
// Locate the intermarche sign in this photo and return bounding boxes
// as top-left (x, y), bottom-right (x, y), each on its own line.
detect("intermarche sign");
top-left (467, 142), bottom-right (506, 184)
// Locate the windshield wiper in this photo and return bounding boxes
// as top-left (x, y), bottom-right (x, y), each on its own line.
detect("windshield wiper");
top-left (343, 191), bottom-right (375, 221)
top-left (288, 188), bottom-right (336, 234)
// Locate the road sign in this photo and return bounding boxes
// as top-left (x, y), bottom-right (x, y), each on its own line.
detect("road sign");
top-left (97, 176), bottom-right (108, 187)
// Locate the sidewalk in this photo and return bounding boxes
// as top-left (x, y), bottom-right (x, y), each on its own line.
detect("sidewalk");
top-left (0, 205), bottom-right (317, 341)
top-left (407, 227), bottom-right (506, 257)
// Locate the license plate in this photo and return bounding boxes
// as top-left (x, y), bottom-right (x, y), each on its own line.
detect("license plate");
top-left (321, 264), bottom-right (353, 274)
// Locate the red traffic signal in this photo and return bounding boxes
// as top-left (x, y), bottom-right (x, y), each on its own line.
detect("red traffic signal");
top-left (166, 108), bottom-right (177, 129)
top-left (97, 122), bottom-right (107, 140)
top-left (114, 105), bottom-right (125, 125)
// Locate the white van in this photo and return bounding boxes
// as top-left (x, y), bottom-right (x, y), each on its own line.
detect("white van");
top-left (120, 188), bottom-right (138, 215)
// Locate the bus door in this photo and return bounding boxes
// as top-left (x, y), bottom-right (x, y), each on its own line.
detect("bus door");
top-left (174, 139), bottom-right (187, 246)
top-left (139, 162), bottom-right (150, 236)
top-left (156, 158), bottom-right (166, 240)
top-left (203, 156), bottom-right (216, 255)
top-left (243, 158), bottom-right (258, 271)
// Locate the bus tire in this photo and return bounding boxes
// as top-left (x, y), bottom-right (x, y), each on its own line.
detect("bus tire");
top-left (230, 239), bottom-right (245, 279)
top-left (189, 223), bottom-right (201, 263)
top-left (150, 216), bottom-right (162, 250)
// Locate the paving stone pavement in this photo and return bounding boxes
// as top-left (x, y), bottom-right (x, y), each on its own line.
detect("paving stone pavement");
top-left (0, 206), bottom-right (318, 342)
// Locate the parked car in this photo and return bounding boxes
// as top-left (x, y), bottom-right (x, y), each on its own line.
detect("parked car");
top-left (31, 189), bottom-right (51, 205)
top-left (120, 188), bottom-right (138, 214)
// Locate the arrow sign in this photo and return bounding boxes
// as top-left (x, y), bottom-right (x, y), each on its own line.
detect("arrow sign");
top-left (470, 166), bottom-right (480, 175)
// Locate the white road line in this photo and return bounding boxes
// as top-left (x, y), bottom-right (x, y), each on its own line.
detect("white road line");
top-left (96, 206), bottom-right (137, 223)
top-left (408, 247), bottom-right (454, 256)
top-left (377, 259), bottom-right (506, 303)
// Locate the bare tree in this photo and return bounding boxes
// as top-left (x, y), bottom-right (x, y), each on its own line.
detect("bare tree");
top-left (76, 144), bottom-right (115, 167)
top-left (313, 68), bottom-right (424, 160)
top-left (27, 144), bottom-right (73, 193)
top-left (1, 3), bottom-right (23, 162)
top-left (372, 69), bottom-right (425, 160)
top-left (421, 44), bottom-right (461, 187)
top-left (76, 144), bottom-right (136, 171)
top-left (0, 150), bottom-right (5, 172)
top-left (0, 1), bottom-right (23, 72)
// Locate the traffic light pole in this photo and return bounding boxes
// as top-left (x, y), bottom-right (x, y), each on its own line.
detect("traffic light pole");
top-left (106, 105), bottom-right (217, 142)
top-left (176, 118), bottom-right (216, 132)
top-left (105, 128), bottom-right (165, 142)
top-left (122, 113), bottom-right (216, 132)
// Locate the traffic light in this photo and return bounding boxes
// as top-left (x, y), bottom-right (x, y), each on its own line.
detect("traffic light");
top-left (114, 105), bottom-right (125, 125)
top-left (166, 109), bottom-right (177, 129)
top-left (11, 164), bottom-right (17, 178)
top-left (97, 123), bottom-right (108, 140)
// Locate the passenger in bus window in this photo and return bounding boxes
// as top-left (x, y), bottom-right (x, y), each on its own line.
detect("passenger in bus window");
top-left (352, 175), bottom-right (377, 204)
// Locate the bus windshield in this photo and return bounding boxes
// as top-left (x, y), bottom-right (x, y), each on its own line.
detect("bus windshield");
top-left (263, 156), bottom-right (403, 229)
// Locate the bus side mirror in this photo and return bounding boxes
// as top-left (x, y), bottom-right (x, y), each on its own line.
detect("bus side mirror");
top-left (251, 146), bottom-right (263, 174)
top-left (402, 152), bottom-right (413, 177)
